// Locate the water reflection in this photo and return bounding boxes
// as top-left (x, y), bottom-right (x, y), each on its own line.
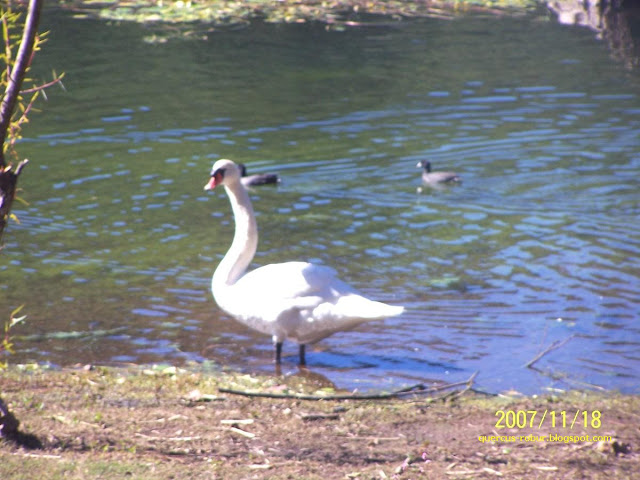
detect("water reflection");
top-left (1, 10), bottom-right (639, 395)
top-left (548, 0), bottom-right (640, 69)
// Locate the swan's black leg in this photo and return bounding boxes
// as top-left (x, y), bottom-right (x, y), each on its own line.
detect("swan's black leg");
top-left (275, 342), bottom-right (283, 364)
top-left (299, 344), bottom-right (306, 366)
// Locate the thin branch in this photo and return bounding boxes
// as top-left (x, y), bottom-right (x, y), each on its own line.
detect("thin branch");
top-left (436, 371), bottom-right (478, 402)
top-left (14, 157), bottom-right (27, 175)
top-left (218, 371), bottom-right (479, 401)
top-left (20, 72), bottom-right (64, 94)
top-left (0, 0), bottom-right (44, 167)
top-left (524, 335), bottom-right (575, 369)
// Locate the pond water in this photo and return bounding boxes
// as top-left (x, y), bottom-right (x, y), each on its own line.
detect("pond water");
top-left (2, 8), bottom-right (639, 394)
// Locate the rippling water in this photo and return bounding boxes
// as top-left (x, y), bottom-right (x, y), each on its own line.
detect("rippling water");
top-left (1, 9), bottom-right (639, 394)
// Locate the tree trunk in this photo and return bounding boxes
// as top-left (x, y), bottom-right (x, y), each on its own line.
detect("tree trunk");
top-left (0, 159), bottom-right (28, 244)
top-left (0, 396), bottom-right (19, 438)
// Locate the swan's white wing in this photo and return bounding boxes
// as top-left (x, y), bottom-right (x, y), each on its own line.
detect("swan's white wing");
top-left (214, 261), bottom-right (340, 340)
top-left (219, 261), bottom-right (401, 344)
top-left (234, 261), bottom-right (351, 304)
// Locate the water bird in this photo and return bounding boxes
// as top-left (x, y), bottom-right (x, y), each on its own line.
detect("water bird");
top-left (204, 159), bottom-right (404, 366)
top-left (238, 163), bottom-right (280, 187)
top-left (416, 160), bottom-right (461, 185)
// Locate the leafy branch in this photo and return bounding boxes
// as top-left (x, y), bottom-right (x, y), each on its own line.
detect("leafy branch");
top-left (1, 0), bottom-right (64, 244)
top-left (1, 304), bottom-right (27, 370)
top-left (0, 5), bottom-right (65, 165)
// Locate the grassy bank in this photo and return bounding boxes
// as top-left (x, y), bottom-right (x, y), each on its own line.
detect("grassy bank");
top-left (1, 365), bottom-right (638, 479)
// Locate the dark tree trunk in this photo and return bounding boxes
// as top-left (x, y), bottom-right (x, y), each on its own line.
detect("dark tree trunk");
top-left (0, 396), bottom-right (19, 438)
top-left (0, 159), bottom-right (28, 244)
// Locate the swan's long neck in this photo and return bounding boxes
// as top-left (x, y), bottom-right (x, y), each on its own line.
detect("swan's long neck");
top-left (213, 182), bottom-right (258, 288)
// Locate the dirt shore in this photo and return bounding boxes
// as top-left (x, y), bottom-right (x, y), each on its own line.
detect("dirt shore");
top-left (1, 365), bottom-right (638, 479)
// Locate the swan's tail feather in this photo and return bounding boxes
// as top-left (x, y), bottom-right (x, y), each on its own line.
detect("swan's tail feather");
top-left (289, 295), bottom-right (404, 344)
top-left (333, 294), bottom-right (404, 320)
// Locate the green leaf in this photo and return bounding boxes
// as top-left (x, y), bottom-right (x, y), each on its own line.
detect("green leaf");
top-left (10, 304), bottom-right (25, 319)
top-left (9, 314), bottom-right (26, 328)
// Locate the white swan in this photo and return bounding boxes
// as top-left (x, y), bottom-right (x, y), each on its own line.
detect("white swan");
top-left (204, 159), bottom-right (404, 365)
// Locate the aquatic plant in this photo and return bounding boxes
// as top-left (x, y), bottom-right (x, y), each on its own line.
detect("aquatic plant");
top-left (64, 0), bottom-right (540, 31)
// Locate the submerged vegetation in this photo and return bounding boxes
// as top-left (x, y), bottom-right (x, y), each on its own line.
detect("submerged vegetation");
top-left (59, 0), bottom-right (541, 28)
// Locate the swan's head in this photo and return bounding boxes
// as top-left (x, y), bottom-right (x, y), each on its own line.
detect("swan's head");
top-left (204, 159), bottom-right (242, 190)
top-left (416, 160), bottom-right (432, 172)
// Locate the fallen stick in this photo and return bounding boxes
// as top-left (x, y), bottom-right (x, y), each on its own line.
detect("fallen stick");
top-left (300, 413), bottom-right (340, 421)
top-left (218, 371), bottom-right (478, 401)
top-left (435, 371), bottom-right (479, 402)
top-left (524, 335), bottom-right (575, 369)
top-left (229, 426), bottom-right (256, 439)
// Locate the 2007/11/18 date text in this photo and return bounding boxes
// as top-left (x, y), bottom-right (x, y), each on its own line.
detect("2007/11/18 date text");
top-left (495, 410), bottom-right (602, 429)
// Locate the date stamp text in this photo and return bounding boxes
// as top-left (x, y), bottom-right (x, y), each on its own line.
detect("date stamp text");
top-left (494, 409), bottom-right (601, 429)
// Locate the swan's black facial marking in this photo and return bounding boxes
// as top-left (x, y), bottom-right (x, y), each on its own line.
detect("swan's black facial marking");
top-left (204, 167), bottom-right (226, 191)
top-left (212, 167), bottom-right (225, 182)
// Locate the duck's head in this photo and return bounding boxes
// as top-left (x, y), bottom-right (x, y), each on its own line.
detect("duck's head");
top-left (204, 159), bottom-right (242, 190)
top-left (416, 160), bottom-right (432, 172)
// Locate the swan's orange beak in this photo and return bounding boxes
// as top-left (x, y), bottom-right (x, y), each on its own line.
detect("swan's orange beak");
top-left (204, 169), bottom-right (224, 191)
top-left (204, 176), bottom-right (217, 191)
